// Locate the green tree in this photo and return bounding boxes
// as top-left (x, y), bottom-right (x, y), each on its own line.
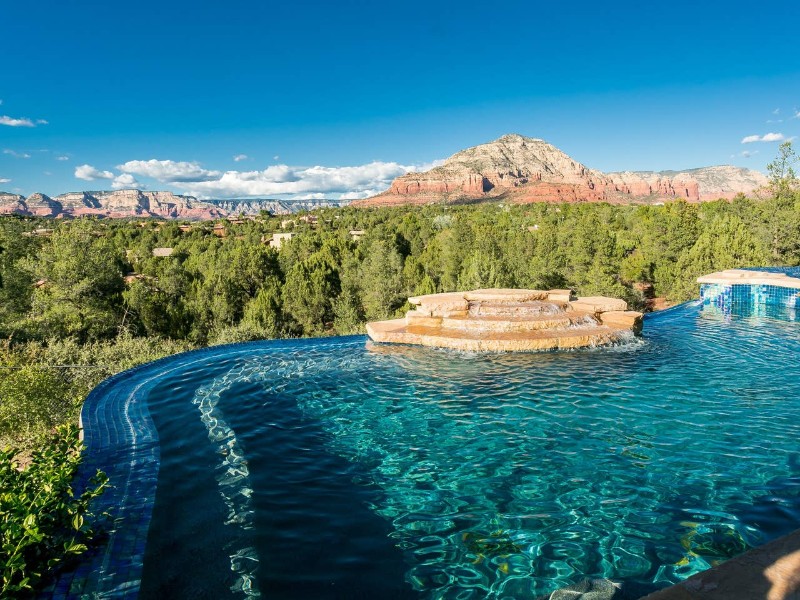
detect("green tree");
top-left (241, 277), bottom-right (285, 338)
top-left (670, 214), bottom-right (770, 300)
top-left (21, 221), bottom-right (125, 342)
top-left (767, 141), bottom-right (798, 201)
top-left (0, 220), bottom-right (36, 334)
top-left (282, 252), bottom-right (340, 334)
top-left (360, 239), bottom-right (404, 320)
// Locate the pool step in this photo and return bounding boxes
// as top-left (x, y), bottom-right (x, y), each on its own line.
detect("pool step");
top-left (437, 312), bottom-right (599, 333)
top-left (468, 300), bottom-right (568, 317)
top-left (367, 320), bottom-right (625, 352)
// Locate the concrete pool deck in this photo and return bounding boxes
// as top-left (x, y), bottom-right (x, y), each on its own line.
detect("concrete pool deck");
top-left (640, 528), bottom-right (800, 600)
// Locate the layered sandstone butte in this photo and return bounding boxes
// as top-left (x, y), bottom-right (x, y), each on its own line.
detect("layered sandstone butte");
top-left (0, 190), bottom-right (349, 220)
top-left (354, 134), bottom-right (769, 207)
top-left (366, 288), bottom-right (643, 352)
top-left (0, 189), bottom-right (226, 220)
top-left (607, 165), bottom-right (769, 202)
top-left (0, 193), bottom-right (28, 215)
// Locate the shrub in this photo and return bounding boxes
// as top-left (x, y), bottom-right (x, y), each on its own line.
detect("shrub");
top-left (1, 424), bottom-right (107, 596)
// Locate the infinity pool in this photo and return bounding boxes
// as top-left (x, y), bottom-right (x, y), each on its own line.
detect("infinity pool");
top-left (69, 300), bottom-right (800, 599)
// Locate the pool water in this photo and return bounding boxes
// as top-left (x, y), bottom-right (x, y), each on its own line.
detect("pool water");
top-left (129, 301), bottom-right (800, 599)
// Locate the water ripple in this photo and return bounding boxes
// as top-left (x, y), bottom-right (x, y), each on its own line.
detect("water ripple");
top-left (141, 303), bottom-right (800, 598)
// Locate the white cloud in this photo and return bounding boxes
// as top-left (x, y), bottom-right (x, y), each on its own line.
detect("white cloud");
top-left (793, 110), bottom-right (800, 120)
top-left (112, 173), bottom-right (141, 190)
top-left (173, 161), bottom-right (417, 198)
top-left (273, 155), bottom-right (280, 161)
top-left (339, 189), bottom-right (380, 200)
top-left (741, 132), bottom-right (786, 143)
top-left (0, 177), bottom-right (10, 184)
top-left (65, 154), bottom-right (445, 200)
top-left (0, 114), bottom-right (47, 127)
top-left (772, 108), bottom-right (781, 115)
top-left (0, 115), bottom-right (34, 127)
top-left (233, 154), bottom-right (248, 162)
top-left (418, 158), bottom-right (446, 171)
top-left (117, 159), bottom-right (221, 182)
top-left (3, 149), bottom-right (31, 159)
top-left (56, 155), bottom-right (69, 161)
top-left (767, 119), bottom-right (783, 124)
top-left (75, 164), bottom-right (115, 180)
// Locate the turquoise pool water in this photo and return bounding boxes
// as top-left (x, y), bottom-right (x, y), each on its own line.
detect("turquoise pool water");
top-left (78, 300), bottom-right (800, 599)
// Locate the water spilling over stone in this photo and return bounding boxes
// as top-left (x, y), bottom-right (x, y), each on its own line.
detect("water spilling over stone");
top-left (367, 289), bottom-right (643, 352)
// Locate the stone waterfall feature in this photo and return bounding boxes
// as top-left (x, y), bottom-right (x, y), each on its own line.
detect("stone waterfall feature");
top-left (366, 288), bottom-right (643, 352)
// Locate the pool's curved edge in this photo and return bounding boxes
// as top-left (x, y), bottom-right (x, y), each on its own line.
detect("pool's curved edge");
top-left (42, 334), bottom-right (368, 599)
top-left (643, 299), bottom-right (700, 320)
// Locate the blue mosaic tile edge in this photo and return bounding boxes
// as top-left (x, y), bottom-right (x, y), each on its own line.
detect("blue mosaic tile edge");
top-left (40, 335), bottom-right (366, 599)
top-left (700, 283), bottom-right (800, 310)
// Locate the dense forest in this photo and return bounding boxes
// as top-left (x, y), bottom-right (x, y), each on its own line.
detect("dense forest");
top-left (0, 143), bottom-right (797, 595)
top-left (0, 193), bottom-right (794, 347)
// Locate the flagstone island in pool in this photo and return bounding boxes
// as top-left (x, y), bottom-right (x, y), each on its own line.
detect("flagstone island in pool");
top-left (366, 288), bottom-right (643, 352)
top-left (46, 272), bottom-right (800, 600)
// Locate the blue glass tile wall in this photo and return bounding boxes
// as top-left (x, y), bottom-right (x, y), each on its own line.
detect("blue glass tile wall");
top-left (700, 283), bottom-right (800, 310)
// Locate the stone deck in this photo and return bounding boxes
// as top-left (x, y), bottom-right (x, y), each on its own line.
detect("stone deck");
top-left (641, 528), bottom-right (800, 600)
top-left (698, 269), bottom-right (800, 289)
top-left (366, 288), bottom-right (642, 352)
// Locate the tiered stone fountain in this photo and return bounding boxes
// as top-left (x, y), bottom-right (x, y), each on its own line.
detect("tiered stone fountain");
top-left (366, 288), bottom-right (643, 352)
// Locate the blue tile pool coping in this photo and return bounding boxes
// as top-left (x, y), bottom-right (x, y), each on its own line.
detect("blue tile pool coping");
top-left (700, 283), bottom-right (800, 309)
top-left (39, 336), bottom-right (364, 599)
top-left (700, 266), bottom-right (800, 310)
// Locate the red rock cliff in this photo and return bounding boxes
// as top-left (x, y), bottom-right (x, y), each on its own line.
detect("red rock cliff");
top-left (354, 134), bottom-right (768, 207)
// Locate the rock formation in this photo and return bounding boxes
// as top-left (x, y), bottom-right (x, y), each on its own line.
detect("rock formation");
top-left (366, 288), bottom-right (643, 352)
top-left (0, 135), bottom-right (769, 219)
top-left (0, 189), bottom-right (348, 220)
top-left (213, 198), bottom-right (346, 216)
top-left (355, 134), bottom-right (769, 207)
top-left (607, 165), bottom-right (769, 202)
top-left (0, 189), bottom-right (225, 220)
top-left (0, 193), bottom-right (28, 215)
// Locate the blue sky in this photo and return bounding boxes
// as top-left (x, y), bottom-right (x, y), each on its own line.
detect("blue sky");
top-left (1, 0), bottom-right (799, 199)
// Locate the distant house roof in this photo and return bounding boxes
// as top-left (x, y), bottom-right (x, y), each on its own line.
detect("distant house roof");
top-left (152, 247), bottom-right (174, 257)
top-left (268, 232), bottom-right (294, 249)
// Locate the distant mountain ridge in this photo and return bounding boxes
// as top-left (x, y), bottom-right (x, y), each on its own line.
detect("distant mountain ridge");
top-left (1, 135), bottom-right (770, 218)
top-left (354, 134), bottom-right (769, 207)
top-left (0, 189), bottom-right (347, 219)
